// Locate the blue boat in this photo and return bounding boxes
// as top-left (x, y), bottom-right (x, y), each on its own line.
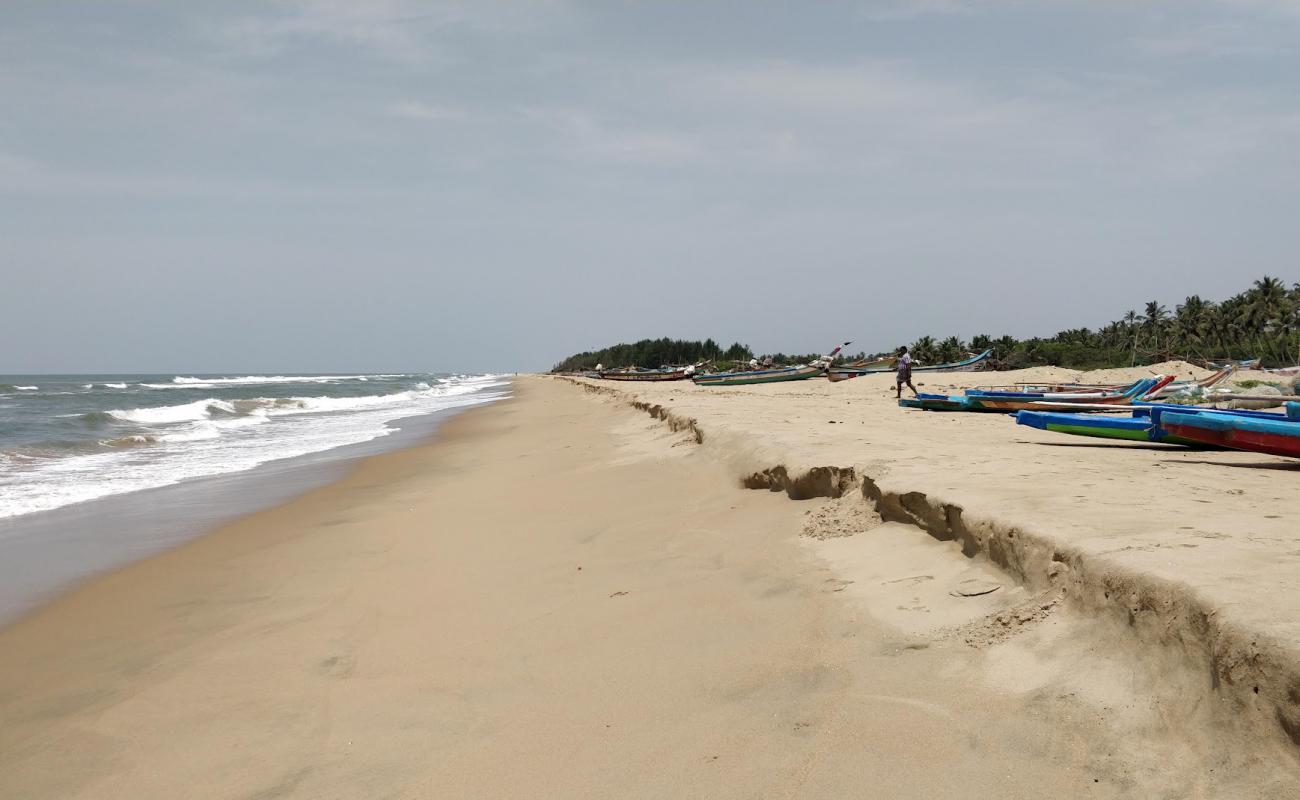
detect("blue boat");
top-left (902, 377), bottom-right (1164, 413)
top-left (1017, 404), bottom-right (1296, 448)
top-left (1159, 410), bottom-right (1300, 458)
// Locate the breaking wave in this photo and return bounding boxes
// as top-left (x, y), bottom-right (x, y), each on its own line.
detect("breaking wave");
top-left (167, 374), bottom-right (400, 386)
top-left (108, 399), bottom-right (238, 425)
top-left (0, 373), bottom-right (511, 520)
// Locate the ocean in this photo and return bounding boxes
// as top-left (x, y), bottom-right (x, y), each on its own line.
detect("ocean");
top-left (0, 372), bottom-right (510, 620)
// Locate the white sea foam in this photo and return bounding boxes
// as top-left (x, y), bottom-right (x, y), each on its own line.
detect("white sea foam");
top-left (108, 399), bottom-right (236, 425)
top-left (0, 374), bottom-right (511, 520)
top-left (15, 386), bottom-right (37, 391)
top-left (169, 374), bottom-right (395, 386)
top-left (103, 382), bottom-right (128, 389)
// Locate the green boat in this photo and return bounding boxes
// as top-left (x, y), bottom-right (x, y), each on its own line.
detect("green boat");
top-left (692, 364), bottom-right (825, 387)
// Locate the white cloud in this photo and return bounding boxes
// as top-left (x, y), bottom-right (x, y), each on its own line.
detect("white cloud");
top-left (217, 0), bottom-right (576, 63)
top-left (858, 0), bottom-right (979, 21)
top-left (526, 108), bottom-right (706, 166)
top-left (388, 100), bottom-right (468, 121)
top-left (1134, 23), bottom-right (1296, 58)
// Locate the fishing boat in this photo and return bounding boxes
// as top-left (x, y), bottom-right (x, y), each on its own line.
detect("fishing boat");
top-left (841, 355), bottom-right (896, 370)
top-left (828, 349), bottom-right (993, 381)
top-left (598, 367), bottom-right (693, 382)
top-left (1202, 357), bottom-right (1261, 371)
top-left (1016, 410), bottom-right (1191, 445)
top-left (899, 377), bottom-right (1171, 413)
top-left (1158, 408), bottom-right (1300, 458)
top-left (1014, 404), bottom-right (1290, 447)
top-left (692, 364), bottom-right (825, 387)
top-left (1265, 364), bottom-right (1300, 376)
top-left (899, 393), bottom-right (977, 411)
top-left (982, 366), bottom-right (1234, 398)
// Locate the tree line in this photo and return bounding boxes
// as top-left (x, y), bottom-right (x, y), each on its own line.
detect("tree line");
top-left (552, 277), bottom-right (1300, 372)
top-left (909, 276), bottom-right (1299, 370)
top-left (551, 338), bottom-right (754, 373)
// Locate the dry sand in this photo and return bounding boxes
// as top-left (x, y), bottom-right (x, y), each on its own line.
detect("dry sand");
top-left (563, 365), bottom-right (1300, 788)
top-left (2, 375), bottom-right (1297, 797)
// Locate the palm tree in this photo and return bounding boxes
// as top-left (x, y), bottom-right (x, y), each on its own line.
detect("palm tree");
top-left (937, 336), bottom-right (965, 363)
top-left (1245, 276), bottom-right (1289, 333)
top-left (911, 336), bottom-right (938, 364)
top-left (1122, 310), bottom-right (1140, 365)
top-left (1173, 295), bottom-right (1212, 358)
top-left (1142, 301), bottom-right (1169, 358)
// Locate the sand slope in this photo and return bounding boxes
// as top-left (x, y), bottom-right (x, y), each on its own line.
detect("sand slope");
top-left (3, 377), bottom-right (1298, 797)
top-left (564, 367), bottom-right (1300, 761)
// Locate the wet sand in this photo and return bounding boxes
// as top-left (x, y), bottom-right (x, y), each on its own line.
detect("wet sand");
top-left (2, 376), bottom-right (1297, 797)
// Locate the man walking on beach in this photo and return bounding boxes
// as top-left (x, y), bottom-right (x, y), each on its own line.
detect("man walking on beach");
top-left (895, 346), bottom-right (918, 399)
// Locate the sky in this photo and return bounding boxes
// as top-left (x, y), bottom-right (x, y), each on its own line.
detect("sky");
top-left (2, 0), bottom-right (1299, 373)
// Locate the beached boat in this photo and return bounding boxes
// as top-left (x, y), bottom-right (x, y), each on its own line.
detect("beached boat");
top-left (1015, 410), bottom-right (1190, 445)
top-left (598, 368), bottom-right (692, 382)
top-left (984, 366), bottom-right (1234, 398)
top-left (828, 349), bottom-right (993, 380)
top-left (1202, 357), bottom-right (1261, 371)
top-left (692, 364), bottom-right (825, 387)
top-left (1265, 364), bottom-right (1300, 376)
top-left (1159, 408), bottom-right (1300, 458)
top-left (899, 393), bottom-right (976, 411)
top-left (1014, 404), bottom-right (1289, 447)
top-left (899, 377), bottom-right (1171, 413)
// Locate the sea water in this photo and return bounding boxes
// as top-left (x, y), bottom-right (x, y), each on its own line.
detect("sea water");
top-left (0, 373), bottom-right (510, 620)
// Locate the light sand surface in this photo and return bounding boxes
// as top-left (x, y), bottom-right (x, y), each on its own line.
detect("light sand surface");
top-left (2, 376), bottom-right (1297, 797)
top-left (564, 366), bottom-right (1300, 770)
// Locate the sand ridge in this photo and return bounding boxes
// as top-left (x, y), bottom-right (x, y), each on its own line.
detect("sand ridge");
top-left (560, 368), bottom-right (1300, 768)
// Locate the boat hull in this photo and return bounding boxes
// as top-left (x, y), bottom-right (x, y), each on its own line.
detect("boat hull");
top-left (599, 370), bottom-right (691, 382)
top-left (829, 349), bottom-right (993, 378)
top-left (1015, 410), bottom-right (1210, 447)
top-left (1159, 412), bottom-right (1300, 458)
top-left (693, 365), bottom-right (824, 387)
top-left (899, 394), bottom-right (977, 411)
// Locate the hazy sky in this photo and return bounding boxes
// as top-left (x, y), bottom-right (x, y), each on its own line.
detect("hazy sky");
top-left (3, 1), bottom-right (1299, 373)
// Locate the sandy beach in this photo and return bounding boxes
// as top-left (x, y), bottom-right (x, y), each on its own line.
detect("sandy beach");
top-left (3, 375), bottom-right (1298, 797)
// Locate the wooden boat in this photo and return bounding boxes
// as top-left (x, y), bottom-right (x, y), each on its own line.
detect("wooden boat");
top-left (1202, 357), bottom-right (1261, 370)
top-left (692, 364), bottom-right (825, 387)
top-left (1001, 377), bottom-right (1175, 412)
top-left (984, 366), bottom-right (1233, 398)
top-left (1159, 409), bottom-right (1300, 458)
top-left (899, 377), bottom-right (1172, 413)
top-left (899, 393), bottom-right (975, 411)
top-left (1014, 404), bottom-right (1289, 447)
top-left (842, 356), bottom-right (896, 369)
top-left (828, 349), bottom-right (993, 380)
top-left (1016, 410), bottom-right (1202, 446)
top-left (598, 367), bottom-right (692, 382)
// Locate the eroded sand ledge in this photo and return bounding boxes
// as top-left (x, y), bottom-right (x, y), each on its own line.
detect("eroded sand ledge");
top-left (559, 370), bottom-right (1300, 755)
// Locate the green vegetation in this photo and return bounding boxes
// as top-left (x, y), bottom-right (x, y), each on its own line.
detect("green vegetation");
top-left (553, 277), bottom-right (1300, 373)
top-left (551, 338), bottom-right (753, 372)
top-left (909, 276), bottom-right (1300, 370)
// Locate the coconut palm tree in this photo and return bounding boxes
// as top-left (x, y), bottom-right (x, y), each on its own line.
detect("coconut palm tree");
top-left (1244, 276), bottom-right (1289, 333)
top-left (1123, 309), bottom-right (1140, 365)
top-left (1142, 301), bottom-right (1170, 358)
top-left (910, 336), bottom-right (938, 364)
top-left (937, 336), bottom-right (965, 363)
top-left (1173, 295), bottom-right (1212, 358)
